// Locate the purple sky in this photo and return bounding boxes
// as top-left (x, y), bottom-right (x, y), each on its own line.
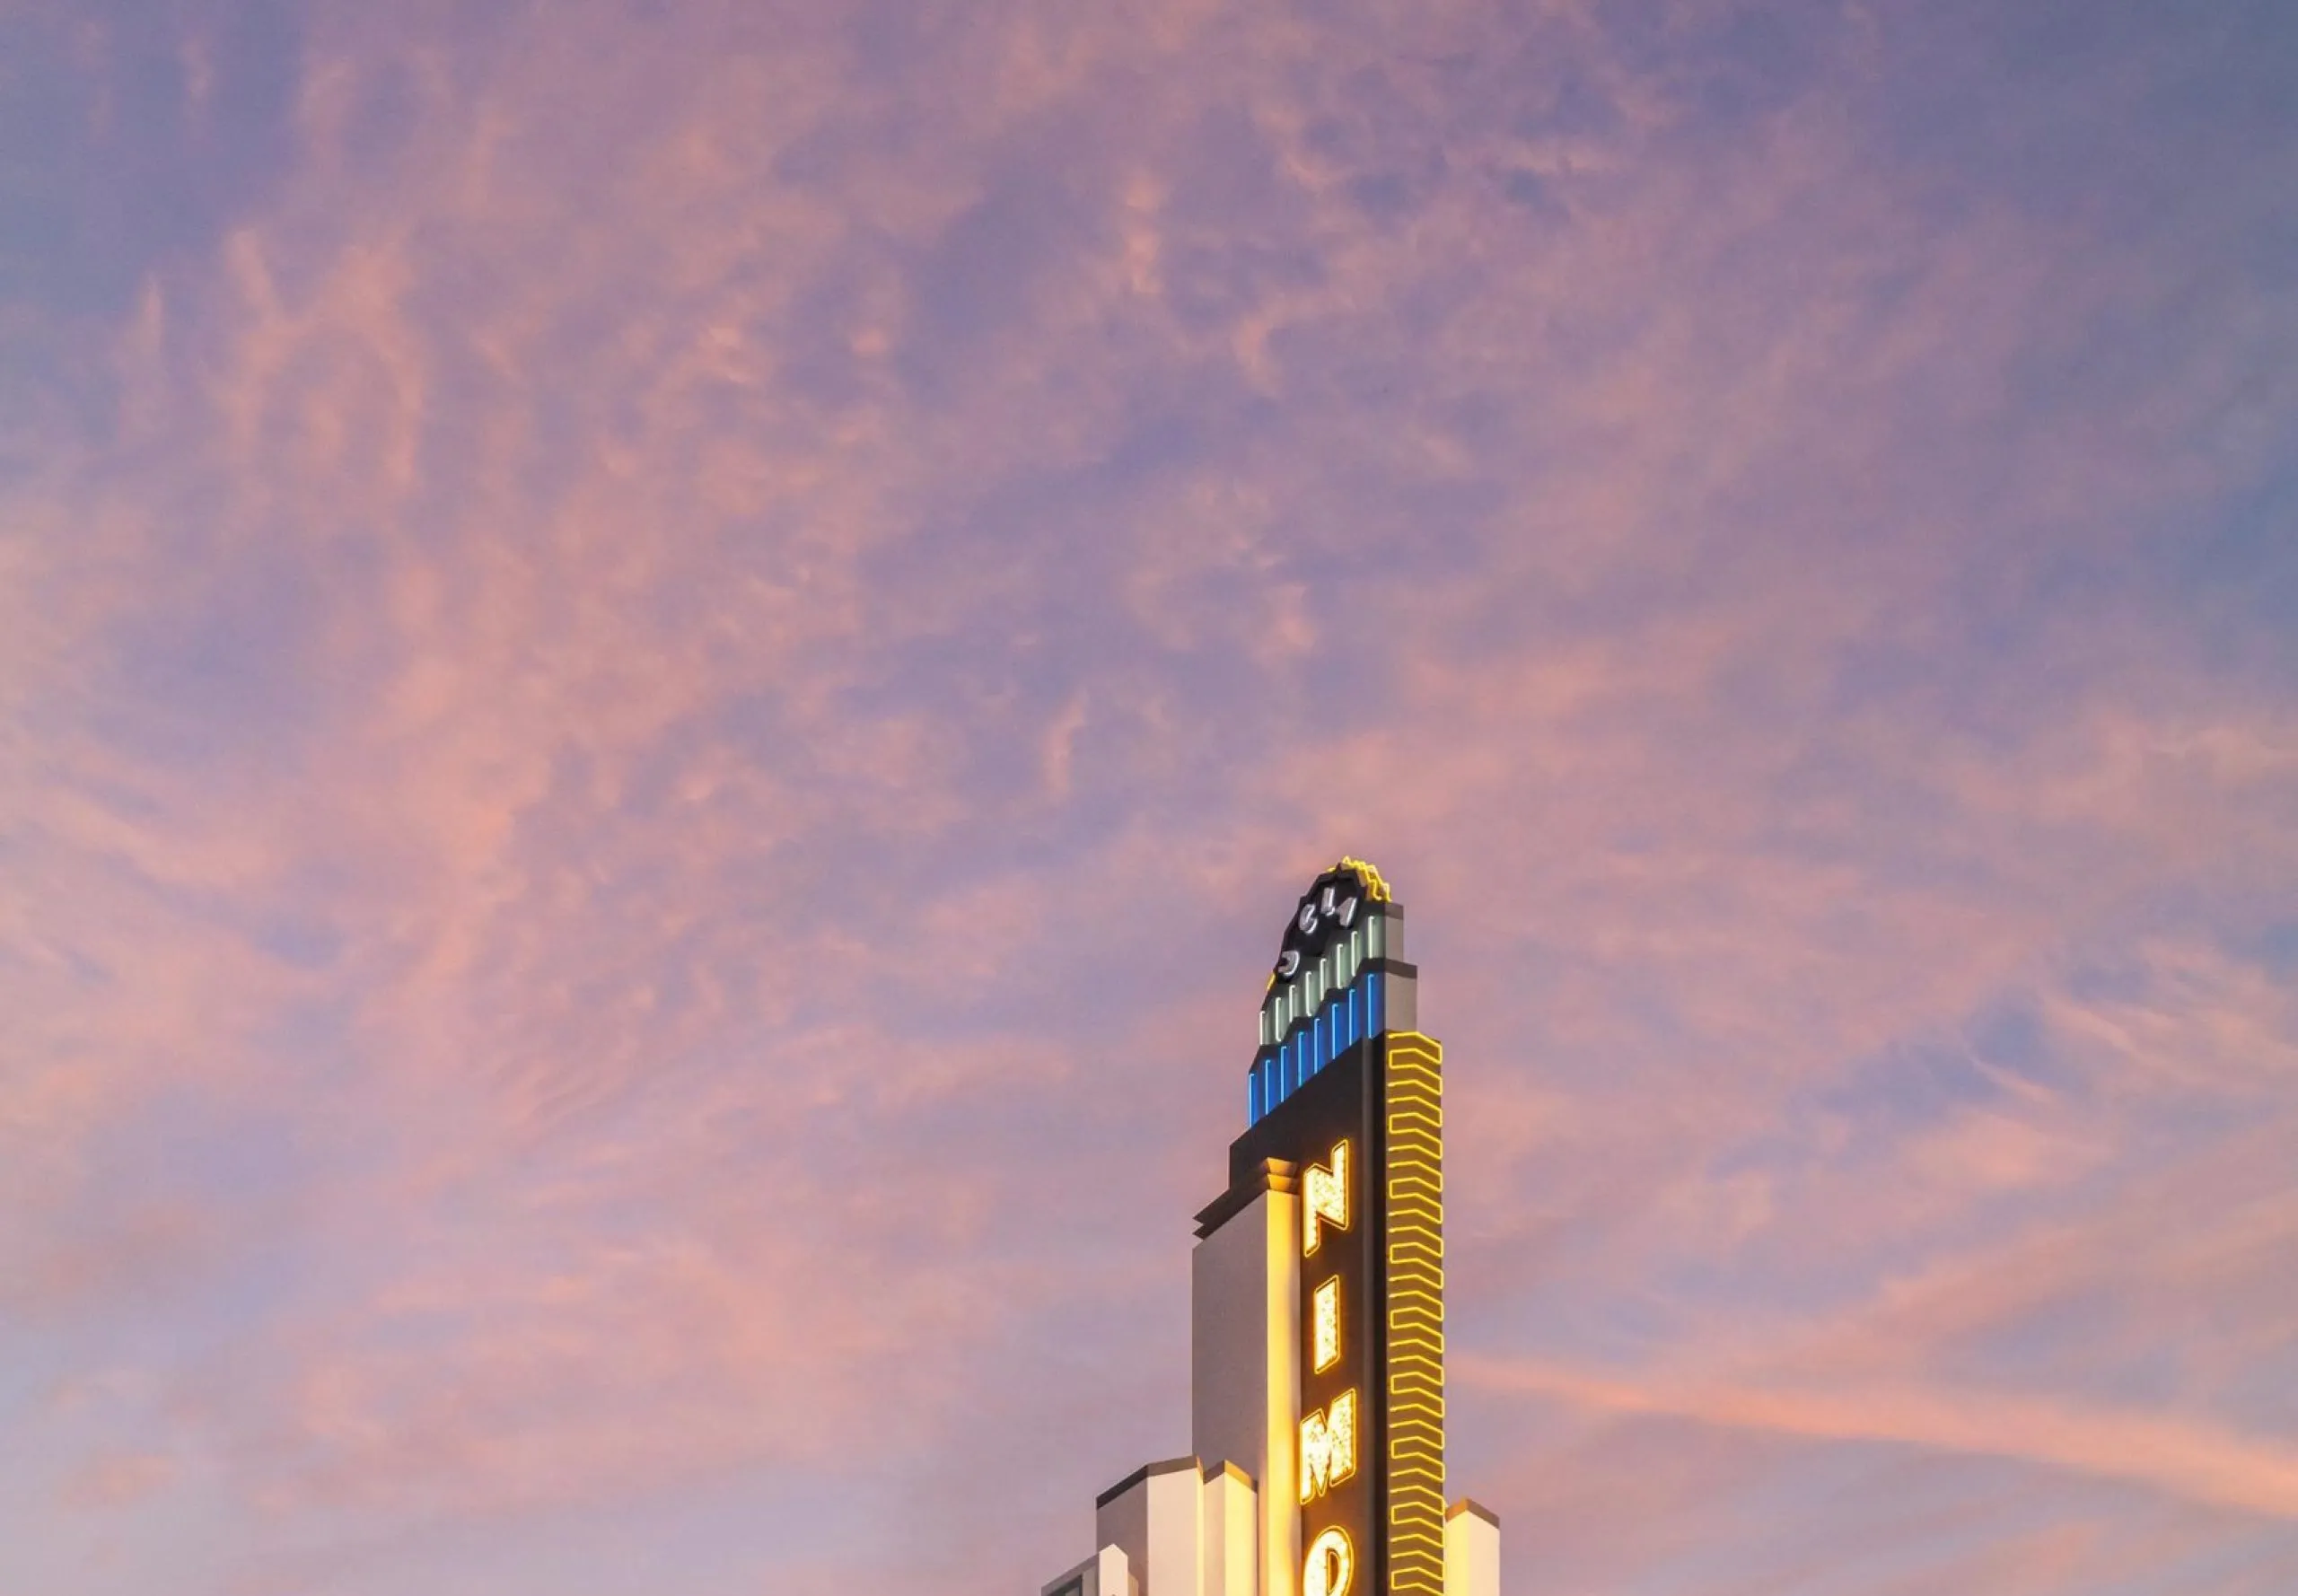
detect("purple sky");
top-left (4, 2), bottom-right (2296, 1593)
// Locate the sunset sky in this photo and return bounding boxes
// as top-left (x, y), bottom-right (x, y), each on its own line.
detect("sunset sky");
top-left (4, 2), bottom-right (2296, 1593)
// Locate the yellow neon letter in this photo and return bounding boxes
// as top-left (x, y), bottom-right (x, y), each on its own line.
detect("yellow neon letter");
top-left (1303, 1526), bottom-right (1354, 1596)
top-left (1311, 1275), bottom-right (1342, 1372)
top-left (1302, 1138), bottom-right (1350, 1255)
top-left (1298, 1388), bottom-right (1358, 1502)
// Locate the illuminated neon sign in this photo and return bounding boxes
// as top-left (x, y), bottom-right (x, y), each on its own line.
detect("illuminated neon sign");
top-left (1299, 1385), bottom-right (1359, 1501)
top-left (1302, 1138), bottom-right (1350, 1254)
top-left (1303, 1527), bottom-right (1355, 1596)
top-left (1216, 860), bottom-right (1444, 1596)
top-left (1311, 1276), bottom-right (1342, 1372)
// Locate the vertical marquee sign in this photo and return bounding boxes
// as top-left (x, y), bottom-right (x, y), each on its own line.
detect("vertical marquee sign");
top-left (1211, 859), bottom-right (1444, 1596)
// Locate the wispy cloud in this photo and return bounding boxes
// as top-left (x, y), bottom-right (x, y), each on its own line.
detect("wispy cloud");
top-left (1461, 1353), bottom-right (2298, 1518)
top-left (2, 1), bottom-right (2294, 1593)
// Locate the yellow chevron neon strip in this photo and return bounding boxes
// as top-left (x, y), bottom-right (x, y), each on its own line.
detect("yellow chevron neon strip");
top-left (1383, 1030), bottom-right (1445, 1596)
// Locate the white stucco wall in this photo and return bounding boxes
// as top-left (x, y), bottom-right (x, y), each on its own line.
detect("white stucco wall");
top-left (1039, 1543), bottom-right (1136, 1596)
top-left (1444, 1500), bottom-right (1501, 1596)
top-left (1193, 1186), bottom-right (1300, 1596)
top-left (1148, 1460), bottom-right (1205, 1596)
top-left (1097, 1460), bottom-right (1203, 1596)
top-left (1201, 1462), bottom-right (1257, 1596)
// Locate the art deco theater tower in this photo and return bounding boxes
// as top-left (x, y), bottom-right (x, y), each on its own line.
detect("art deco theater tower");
top-left (1039, 860), bottom-right (1501, 1596)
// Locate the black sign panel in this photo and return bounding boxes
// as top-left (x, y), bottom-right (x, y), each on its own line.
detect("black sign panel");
top-left (1211, 862), bottom-right (1443, 1596)
top-left (1270, 864), bottom-right (1381, 984)
top-left (1225, 1022), bottom-right (1450, 1596)
top-left (1237, 1039), bottom-right (1376, 1595)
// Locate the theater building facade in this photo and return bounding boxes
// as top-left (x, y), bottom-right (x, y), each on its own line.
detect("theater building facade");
top-left (1039, 860), bottom-right (1501, 1596)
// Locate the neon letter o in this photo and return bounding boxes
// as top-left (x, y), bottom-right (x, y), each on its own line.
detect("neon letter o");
top-left (1303, 1527), bottom-right (1354, 1596)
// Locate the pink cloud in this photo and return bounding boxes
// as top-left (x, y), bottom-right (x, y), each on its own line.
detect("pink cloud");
top-left (2, 2), bottom-right (2293, 1593)
top-left (1461, 1350), bottom-right (2298, 1519)
top-left (61, 1451), bottom-right (176, 1511)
